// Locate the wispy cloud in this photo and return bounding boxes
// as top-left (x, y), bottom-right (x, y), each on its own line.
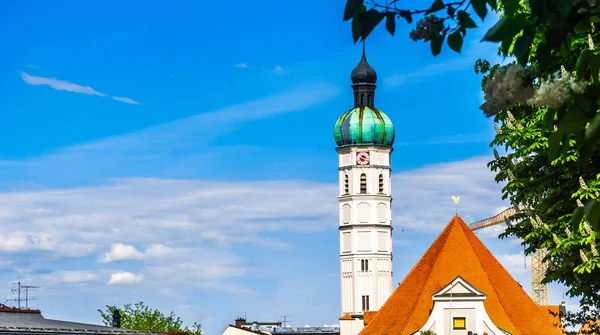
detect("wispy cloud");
top-left (233, 63), bottom-right (285, 74)
top-left (25, 64), bottom-right (40, 69)
top-left (20, 72), bottom-right (138, 105)
top-left (112, 96), bottom-right (139, 105)
top-left (21, 72), bottom-right (105, 96)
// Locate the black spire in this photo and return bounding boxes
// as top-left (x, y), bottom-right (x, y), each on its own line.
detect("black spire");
top-left (350, 42), bottom-right (377, 108)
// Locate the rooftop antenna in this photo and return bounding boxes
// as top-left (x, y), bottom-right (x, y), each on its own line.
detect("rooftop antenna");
top-left (452, 196), bottom-right (460, 215)
top-left (6, 280), bottom-right (40, 309)
top-left (281, 315), bottom-right (292, 328)
top-left (21, 284), bottom-right (40, 309)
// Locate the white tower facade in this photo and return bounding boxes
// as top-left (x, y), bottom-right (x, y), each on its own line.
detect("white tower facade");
top-left (333, 45), bottom-right (395, 335)
top-left (338, 146), bottom-right (393, 315)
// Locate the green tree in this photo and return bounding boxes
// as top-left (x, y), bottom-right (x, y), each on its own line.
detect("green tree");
top-left (98, 302), bottom-right (202, 335)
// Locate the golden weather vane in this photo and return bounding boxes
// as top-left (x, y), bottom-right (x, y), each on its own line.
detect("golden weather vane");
top-left (452, 196), bottom-right (460, 214)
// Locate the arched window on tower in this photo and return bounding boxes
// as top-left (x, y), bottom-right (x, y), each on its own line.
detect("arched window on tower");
top-left (360, 174), bottom-right (367, 194)
top-left (378, 174), bottom-right (384, 193)
top-left (368, 94), bottom-right (373, 107)
top-left (360, 259), bottom-right (369, 272)
top-left (344, 174), bottom-right (349, 194)
top-left (361, 94), bottom-right (366, 107)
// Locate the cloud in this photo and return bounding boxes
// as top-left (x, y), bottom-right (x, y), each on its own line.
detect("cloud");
top-left (112, 96), bottom-right (139, 105)
top-left (25, 64), bottom-right (40, 69)
top-left (108, 271), bottom-right (144, 284)
top-left (21, 72), bottom-right (106, 96)
top-left (20, 72), bottom-right (138, 105)
top-left (99, 243), bottom-right (144, 263)
top-left (41, 270), bottom-right (98, 284)
top-left (273, 65), bottom-right (284, 74)
top-left (234, 63), bottom-right (249, 68)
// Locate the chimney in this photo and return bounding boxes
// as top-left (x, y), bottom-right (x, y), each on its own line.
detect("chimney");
top-left (235, 317), bottom-right (246, 328)
top-left (112, 309), bottom-right (122, 328)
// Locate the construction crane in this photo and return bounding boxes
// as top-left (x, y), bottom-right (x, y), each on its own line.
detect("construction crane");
top-left (468, 207), bottom-right (549, 306)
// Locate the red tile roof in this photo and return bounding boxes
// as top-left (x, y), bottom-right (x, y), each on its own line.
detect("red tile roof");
top-left (339, 314), bottom-right (353, 321)
top-left (363, 312), bottom-right (377, 326)
top-left (359, 215), bottom-right (562, 335)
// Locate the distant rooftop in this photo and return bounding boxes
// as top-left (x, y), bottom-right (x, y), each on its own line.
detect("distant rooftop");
top-left (0, 305), bottom-right (161, 335)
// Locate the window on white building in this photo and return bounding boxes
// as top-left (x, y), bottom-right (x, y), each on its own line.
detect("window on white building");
top-left (361, 295), bottom-right (370, 311)
top-left (378, 174), bottom-right (384, 193)
top-left (453, 317), bottom-right (466, 330)
top-left (360, 174), bottom-right (367, 193)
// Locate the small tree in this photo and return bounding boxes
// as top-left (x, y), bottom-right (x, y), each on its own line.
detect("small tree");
top-left (98, 302), bottom-right (201, 335)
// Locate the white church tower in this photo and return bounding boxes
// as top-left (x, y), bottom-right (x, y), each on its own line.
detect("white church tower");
top-left (333, 45), bottom-right (395, 335)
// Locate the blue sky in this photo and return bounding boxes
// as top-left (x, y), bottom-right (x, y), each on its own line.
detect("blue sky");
top-left (0, 1), bottom-right (577, 334)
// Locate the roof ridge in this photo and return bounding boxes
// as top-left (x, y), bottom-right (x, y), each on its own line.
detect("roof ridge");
top-left (397, 219), bottom-right (456, 335)
top-left (364, 217), bottom-right (456, 335)
top-left (457, 219), bottom-right (522, 335)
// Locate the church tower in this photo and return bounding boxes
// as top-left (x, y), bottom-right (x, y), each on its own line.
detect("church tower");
top-left (333, 45), bottom-right (395, 335)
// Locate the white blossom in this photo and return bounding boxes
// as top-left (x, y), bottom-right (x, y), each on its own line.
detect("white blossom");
top-left (481, 64), bottom-right (534, 116)
top-left (493, 123), bottom-right (502, 134)
top-left (591, 244), bottom-right (599, 257)
top-left (580, 249), bottom-right (589, 262)
top-left (577, 199), bottom-right (585, 207)
top-left (553, 234), bottom-right (560, 244)
top-left (582, 221), bottom-right (593, 236)
top-left (528, 69), bottom-right (586, 107)
top-left (579, 176), bottom-right (588, 190)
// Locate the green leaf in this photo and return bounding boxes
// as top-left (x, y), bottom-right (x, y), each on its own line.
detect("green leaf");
top-left (343, 0), bottom-right (365, 21)
top-left (584, 200), bottom-right (600, 229)
top-left (398, 10), bottom-right (412, 24)
top-left (430, 32), bottom-right (446, 56)
top-left (447, 31), bottom-right (463, 53)
top-left (447, 6), bottom-right (456, 17)
top-left (503, 0), bottom-right (520, 15)
top-left (575, 49), bottom-right (592, 80)
top-left (357, 9), bottom-right (385, 40)
top-left (572, 207), bottom-right (585, 232)
top-left (536, 42), bottom-right (552, 71)
top-left (513, 32), bottom-right (534, 64)
top-left (352, 17), bottom-right (361, 43)
top-left (482, 14), bottom-right (526, 43)
top-left (458, 12), bottom-right (478, 29)
top-left (426, 0), bottom-right (445, 14)
top-left (385, 13), bottom-right (396, 36)
top-left (472, 0), bottom-right (488, 20)
top-left (548, 130), bottom-right (564, 161)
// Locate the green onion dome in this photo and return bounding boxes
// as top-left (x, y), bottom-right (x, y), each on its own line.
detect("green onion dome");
top-left (333, 106), bottom-right (395, 147)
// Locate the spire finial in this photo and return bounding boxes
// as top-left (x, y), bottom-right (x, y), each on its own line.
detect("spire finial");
top-left (452, 196), bottom-right (460, 215)
top-left (362, 40), bottom-right (366, 59)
